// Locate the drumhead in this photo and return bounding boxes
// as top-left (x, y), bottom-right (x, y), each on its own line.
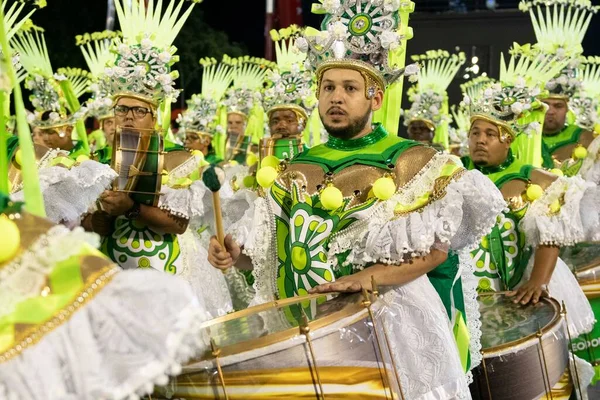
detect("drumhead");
top-left (198, 292), bottom-right (368, 360)
top-left (478, 293), bottom-right (562, 353)
top-left (561, 243), bottom-right (600, 274)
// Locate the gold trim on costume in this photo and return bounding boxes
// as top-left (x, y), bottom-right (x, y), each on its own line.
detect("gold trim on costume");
top-left (0, 264), bottom-right (119, 363)
top-left (266, 104), bottom-right (308, 122)
top-left (316, 59), bottom-right (385, 95)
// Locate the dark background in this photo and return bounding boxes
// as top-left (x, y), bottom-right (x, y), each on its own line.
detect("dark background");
top-left (30, 0), bottom-right (600, 128)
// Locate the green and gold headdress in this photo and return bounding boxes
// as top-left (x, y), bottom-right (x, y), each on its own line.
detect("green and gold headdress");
top-left (296, 0), bottom-right (417, 135)
top-left (177, 57), bottom-right (233, 137)
top-left (403, 49), bottom-right (465, 149)
top-left (103, 0), bottom-right (201, 108)
top-left (570, 56), bottom-right (600, 131)
top-left (519, 0), bottom-right (598, 100)
top-left (263, 25), bottom-right (315, 123)
top-left (12, 28), bottom-right (91, 152)
top-left (467, 44), bottom-right (570, 166)
top-left (223, 55), bottom-right (273, 117)
top-left (449, 75), bottom-right (493, 152)
top-left (77, 30), bottom-right (121, 121)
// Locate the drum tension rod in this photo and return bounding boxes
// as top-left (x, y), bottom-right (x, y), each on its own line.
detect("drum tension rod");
top-left (210, 338), bottom-right (230, 400)
top-left (536, 324), bottom-right (553, 400)
top-left (300, 311), bottom-right (326, 400)
top-left (561, 301), bottom-right (583, 400)
top-left (370, 277), bottom-right (407, 400)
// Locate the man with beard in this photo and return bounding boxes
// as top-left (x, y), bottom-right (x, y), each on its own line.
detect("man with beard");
top-left (207, 2), bottom-right (505, 398)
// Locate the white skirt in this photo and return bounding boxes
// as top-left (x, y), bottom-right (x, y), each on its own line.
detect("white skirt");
top-left (0, 270), bottom-right (211, 400)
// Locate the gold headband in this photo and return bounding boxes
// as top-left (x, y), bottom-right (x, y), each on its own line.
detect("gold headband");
top-left (267, 104), bottom-right (308, 122)
top-left (470, 115), bottom-right (515, 143)
top-left (316, 59), bottom-right (385, 99)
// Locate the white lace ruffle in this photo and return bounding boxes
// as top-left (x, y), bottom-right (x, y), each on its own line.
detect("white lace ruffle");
top-left (0, 270), bottom-right (211, 400)
top-left (167, 154), bottom-right (202, 181)
top-left (177, 229), bottom-right (233, 317)
top-left (580, 185), bottom-right (600, 242)
top-left (158, 180), bottom-right (211, 221)
top-left (0, 225), bottom-right (101, 319)
top-left (233, 196), bottom-right (275, 307)
top-left (327, 168), bottom-right (506, 268)
top-left (520, 256), bottom-right (595, 337)
top-left (380, 277), bottom-right (471, 400)
top-left (457, 249), bottom-right (482, 374)
top-left (520, 176), bottom-right (593, 247)
top-left (580, 135), bottom-right (600, 184)
top-left (12, 160), bottom-right (117, 224)
top-left (573, 354), bottom-right (595, 400)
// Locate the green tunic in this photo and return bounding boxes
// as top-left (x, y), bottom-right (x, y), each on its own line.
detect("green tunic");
top-left (541, 124), bottom-right (583, 172)
top-left (462, 151), bottom-right (534, 292)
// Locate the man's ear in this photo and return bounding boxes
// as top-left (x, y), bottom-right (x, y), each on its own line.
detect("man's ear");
top-left (66, 125), bottom-right (74, 134)
top-left (371, 89), bottom-right (384, 112)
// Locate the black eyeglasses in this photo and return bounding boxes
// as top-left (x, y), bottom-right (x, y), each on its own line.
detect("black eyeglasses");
top-left (114, 105), bottom-right (153, 119)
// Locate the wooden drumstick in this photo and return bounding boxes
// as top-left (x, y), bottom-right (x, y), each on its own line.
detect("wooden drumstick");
top-left (202, 165), bottom-right (227, 255)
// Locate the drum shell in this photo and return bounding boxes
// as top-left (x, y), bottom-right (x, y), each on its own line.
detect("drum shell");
top-left (470, 297), bottom-right (569, 400)
top-left (156, 293), bottom-right (400, 400)
top-left (259, 137), bottom-right (304, 161)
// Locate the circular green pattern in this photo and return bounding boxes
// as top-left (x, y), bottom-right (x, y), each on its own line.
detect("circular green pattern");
top-left (291, 243), bottom-right (311, 273)
top-left (349, 13), bottom-right (372, 36)
top-left (138, 257), bottom-right (151, 268)
top-left (119, 255), bottom-right (127, 263)
top-left (500, 96), bottom-right (516, 106)
top-left (159, 252), bottom-right (166, 260)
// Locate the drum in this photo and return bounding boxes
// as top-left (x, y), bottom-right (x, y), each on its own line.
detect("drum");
top-left (566, 243), bottom-right (600, 371)
top-left (111, 127), bottom-right (164, 207)
top-left (259, 136), bottom-right (304, 161)
top-left (470, 293), bottom-right (570, 400)
top-left (154, 292), bottom-right (403, 399)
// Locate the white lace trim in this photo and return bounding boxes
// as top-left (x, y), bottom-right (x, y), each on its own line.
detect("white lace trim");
top-left (0, 225), bottom-right (101, 319)
top-left (167, 154), bottom-right (201, 181)
top-left (327, 169), bottom-right (506, 267)
top-left (520, 176), bottom-right (593, 247)
top-left (0, 270), bottom-right (212, 400)
top-left (158, 180), bottom-right (210, 220)
top-left (458, 249), bottom-right (482, 374)
top-left (9, 148), bottom-right (70, 194)
top-left (580, 135), bottom-right (600, 182)
top-left (11, 160), bottom-right (117, 224)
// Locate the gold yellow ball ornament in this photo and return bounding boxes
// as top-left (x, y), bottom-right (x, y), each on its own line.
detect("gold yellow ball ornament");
top-left (549, 168), bottom-right (564, 177)
top-left (372, 177), bottom-right (396, 200)
top-left (573, 145), bottom-right (588, 160)
top-left (320, 185), bottom-right (343, 210)
top-left (594, 123), bottom-right (600, 135)
top-left (161, 170), bottom-right (169, 185)
top-left (191, 150), bottom-right (203, 158)
top-left (76, 154), bottom-right (90, 163)
top-left (256, 166), bottom-right (278, 188)
top-left (261, 155), bottom-right (280, 170)
top-left (246, 153), bottom-right (258, 167)
top-left (549, 199), bottom-right (561, 214)
top-left (525, 184), bottom-right (544, 201)
top-left (243, 175), bottom-right (256, 188)
top-left (14, 149), bottom-right (22, 166)
top-left (0, 216), bottom-right (20, 263)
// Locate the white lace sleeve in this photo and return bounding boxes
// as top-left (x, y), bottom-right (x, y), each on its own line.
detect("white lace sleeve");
top-left (520, 176), bottom-right (594, 247)
top-left (11, 160), bottom-right (117, 224)
top-left (0, 270), bottom-right (211, 400)
top-left (158, 180), bottom-right (210, 221)
top-left (580, 135), bottom-right (600, 184)
top-left (327, 167), bottom-right (506, 267)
